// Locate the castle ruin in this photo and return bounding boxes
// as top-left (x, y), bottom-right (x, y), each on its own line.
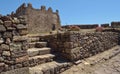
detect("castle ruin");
top-left (13, 3), bottom-right (61, 34)
top-left (0, 3), bottom-right (120, 74)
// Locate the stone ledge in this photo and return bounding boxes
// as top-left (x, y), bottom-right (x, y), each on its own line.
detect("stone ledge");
top-left (0, 67), bottom-right (29, 74)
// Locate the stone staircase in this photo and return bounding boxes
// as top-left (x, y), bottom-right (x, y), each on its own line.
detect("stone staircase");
top-left (27, 35), bottom-right (72, 74)
top-left (27, 36), bottom-right (55, 67)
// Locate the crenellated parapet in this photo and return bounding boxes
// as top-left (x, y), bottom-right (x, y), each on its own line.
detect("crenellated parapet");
top-left (16, 3), bottom-right (26, 14)
top-left (27, 3), bottom-right (33, 8)
top-left (40, 6), bottom-right (46, 11)
top-left (15, 3), bottom-right (60, 16)
top-left (47, 7), bottom-right (53, 13)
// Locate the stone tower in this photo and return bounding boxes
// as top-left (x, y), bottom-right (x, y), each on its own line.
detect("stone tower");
top-left (14, 3), bottom-right (61, 34)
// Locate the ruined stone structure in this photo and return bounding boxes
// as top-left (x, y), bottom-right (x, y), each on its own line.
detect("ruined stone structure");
top-left (0, 16), bottom-right (29, 74)
top-left (14, 3), bottom-right (61, 34)
top-left (1, 3), bottom-right (120, 74)
top-left (40, 31), bottom-right (119, 61)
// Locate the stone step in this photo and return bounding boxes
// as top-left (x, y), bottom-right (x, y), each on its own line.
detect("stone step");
top-left (29, 61), bottom-right (72, 74)
top-left (28, 37), bottom-right (40, 42)
top-left (35, 42), bottom-right (47, 48)
top-left (28, 42), bottom-right (47, 48)
top-left (27, 48), bottom-right (51, 57)
top-left (29, 54), bottom-right (55, 67)
top-left (28, 42), bottom-right (36, 48)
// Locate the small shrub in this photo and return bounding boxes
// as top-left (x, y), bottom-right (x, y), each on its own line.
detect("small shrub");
top-left (95, 26), bottom-right (103, 32)
top-left (69, 26), bottom-right (80, 31)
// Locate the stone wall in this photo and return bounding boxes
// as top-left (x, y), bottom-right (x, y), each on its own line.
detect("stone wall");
top-left (40, 31), bottom-right (119, 61)
top-left (14, 3), bottom-right (61, 34)
top-left (62, 21), bottom-right (120, 29)
top-left (111, 22), bottom-right (120, 28)
top-left (101, 24), bottom-right (109, 28)
top-left (0, 16), bottom-right (28, 73)
top-left (62, 24), bottom-right (98, 29)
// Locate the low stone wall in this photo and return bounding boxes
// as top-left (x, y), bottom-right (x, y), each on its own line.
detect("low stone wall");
top-left (0, 16), bottom-right (28, 73)
top-left (40, 31), bottom-right (119, 61)
top-left (111, 22), bottom-right (120, 28)
top-left (62, 24), bottom-right (98, 29)
top-left (101, 24), bottom-right (109, 28)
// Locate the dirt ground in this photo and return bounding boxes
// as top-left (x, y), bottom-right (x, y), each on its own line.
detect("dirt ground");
top-left (61, 46), bottom-right (120, 74)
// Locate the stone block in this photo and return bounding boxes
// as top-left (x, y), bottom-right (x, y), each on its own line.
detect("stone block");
top-left (6, 27), bottom-right (16, 31)
top-left (2, 51), bottom-right (11, 56)
top-left (10, 42), bottom-right (22, 49)
top-left (18, 29), bottom-right (28, 35)
top-left (0, 38), bottom-right (4, 44)
top-left (12, 30), bottom-right (19, 36)
top-left (5, 38), bottom-right (11, 44)
top-left (14, 64), bottom-right (23, 69)
top-left (0, 63), bottom-right (5, 72)
top-left (11, 50), bottom-right (27, 58)
top-left (13, 36), bottom-right (27, 42)
top-left (0, 44), bottom-right (10, 51)
top-left (3, 32), bottom-right (12, 38)
top-left (15, 55), bottom-right (28, 63)
top-left (16, 24), bottom-right (27, 30)
top-left (4, 21), bottom-right (12, 27)
top-left (0, 20), bottom-right (3, 24)
top-left (4, 60), bottom-right (14, 65)
top-left (35, 42), bottom-right (47, 48)
top-left (0, 57), bottom-right (4, 62)
top-left (19, 19), bottom-right (26, 24)
top-left (12, 17), bottom-right (20, 24)
top-left (0, 25), bottom-right (6, 32)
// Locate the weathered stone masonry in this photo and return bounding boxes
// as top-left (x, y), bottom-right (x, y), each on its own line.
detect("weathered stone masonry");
top-left (1, 3), bottom-right (120, 74)
top-left (14, 3), bottom-right (61, 34)
top-left (41, 31), bottom-right (119, 61)
top-left (0, 16), bottom-right (28, 73)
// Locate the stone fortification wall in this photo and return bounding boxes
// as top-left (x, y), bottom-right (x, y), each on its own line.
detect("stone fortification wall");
top-left (0, 16), bottom-right (28, 73)
top-left (101, 24), bottom-right (109, 27)
top-left (40, 31), bottom-right (119, 61)
top-left (14, 3), bottom-right (61, 34)
top-left (111, 22), bottom-right (120, 28)
top-left (62, 24), bottom-right (98, 29)
top-left (62, 21), bottom-right (120, 29)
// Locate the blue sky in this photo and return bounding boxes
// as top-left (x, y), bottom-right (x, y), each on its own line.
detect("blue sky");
top-left (0, 0), bottom-right (120, 25)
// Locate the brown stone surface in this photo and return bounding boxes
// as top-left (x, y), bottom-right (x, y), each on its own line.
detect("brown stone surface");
top-left (42, 31), bottom-right (119, 61)
top-left (0, 44), bottom-right (10, 51)
top-left (0, 25), bottom-right (6, 32)
top-left (15, 55), bottom-right (29, 63)
top-left (2, 51), bottom-right (11, 56)
top-left (14, 3), bottom-right (61, 34)
top-left (0, 15), bottom-right (28, 73)
top-left (0, 67), bottom-right (29, 74)
top-left (13, 36), bottom-right (27, 42)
